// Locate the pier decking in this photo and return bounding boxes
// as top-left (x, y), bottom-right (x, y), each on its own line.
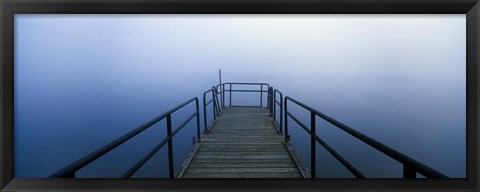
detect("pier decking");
top-left (178, 107), bottom-right (305, 178)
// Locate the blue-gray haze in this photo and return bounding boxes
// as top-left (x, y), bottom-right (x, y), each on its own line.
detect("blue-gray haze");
top-left (14, 14), bottom-right (465, 178)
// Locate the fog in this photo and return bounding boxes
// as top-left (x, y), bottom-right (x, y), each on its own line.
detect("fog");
top-left (14, 14), bottom-right (465, 178)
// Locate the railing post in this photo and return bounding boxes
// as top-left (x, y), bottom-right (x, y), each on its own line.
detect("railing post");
top-left (203, 93), bottom-right (207, 133)
top-left (268, 87), bottom-right (272, 115)
top-left (279, 92), bottom-right (283, 133)
top-left (213, 88), bottom-right (220, 114)
top-left (267, 87), bottom-right (270, 112)
top-left (62, 171), bottom-right (75, 178)
top-left (229, 83), bottom-right (232, 106)
top-left (166, 114), bottom-right (174, 178)
top-left (222, 84), bottom-right (225, 108)
top-left (284, 98), bottom-right (289, 142)
top-left (212, 89), bottom-right (216, 120)
top-left (271, 87), bottom-right (274, 114)
top-left (403, 164), bottom-right (416, 178)
top-left (273, 91), bottom-right (277, 123)
top-left (216, 87), bottom-right (222, 114)
top-left (195, 98), bottom-right (201, 142)
top-left (260, 85), bottom-right (263, 108)
top-left (310, 112), bottom-right (316, 178)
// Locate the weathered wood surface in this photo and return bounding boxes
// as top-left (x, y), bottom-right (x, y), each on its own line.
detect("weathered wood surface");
top-left (180, 107), bottom-right (304, 178)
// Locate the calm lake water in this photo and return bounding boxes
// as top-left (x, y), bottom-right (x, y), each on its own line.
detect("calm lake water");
top-left (14, 14), bottom-right (465, 178)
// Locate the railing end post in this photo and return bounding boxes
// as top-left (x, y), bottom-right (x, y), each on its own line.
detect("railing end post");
top-left (166, 114), bottom-right (174, 179)
top-left (53, 171), bottom-right (76, 178)
top-left (403, 165), bottom-right (416, 178)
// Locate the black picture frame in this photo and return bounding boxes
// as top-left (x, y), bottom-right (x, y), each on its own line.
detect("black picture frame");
top-left (1, 0), bottom-right (479, 191)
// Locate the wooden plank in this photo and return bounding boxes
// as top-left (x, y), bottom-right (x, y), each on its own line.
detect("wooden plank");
top-left (198, 148), bottom-right (287, 152)
top-left (182, 172), bottom-right (302, 178)
top-left (188, 162), bottom-right (297, 168)
top-left (200, 139), bottom-right (282, 142)
top-left (190, 158), bottom-right (295, 163)
top-left (207, 132), bottom-right (278, 134)
top-left (201, 145), bottom-right (282, 148)
top-left (285, 141), bottom-right (311, 178)
top-left (179, 107), bottom-right (306, 178)
top-left (174, 143), bottom-right (201, 178)
top-left (198, 148), bottom-right (286, 152)
top-left (210, 130), bottom-right (275, 132)
top-left (185, 167), bottom-right (300, 173)
top-left (199, 143), bottom-right (283, 146)
top-left (196, 152), bottom-right (290, 156)
top-left (194, 154), bottom-right (292, 159)
top-left (202, 137), bottom-right (282, 140)
top-left (200, 141), bottom-right (283, 144)
top-left (205, 134), bottom-right (280, 137)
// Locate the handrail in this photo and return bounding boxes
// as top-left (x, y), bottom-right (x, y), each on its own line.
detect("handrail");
top-left (203, 87), bottom-right (221, 133)
top-left (272, 89), bottom-right (283, 133)
top-left (268, 87), bottom-right (273, 115)
top-left (215, 82), bottom-right (269, 108)
top-left (49, 82), bottom-right (448, 179)
top-left (50, 97), bottom-right (201, 178)
top-left (215, 83), bottom-right (225, 108)
top-left (213, 86), bottom-right (222, 113)
top-left (284, 96), bottom-right (448, 178)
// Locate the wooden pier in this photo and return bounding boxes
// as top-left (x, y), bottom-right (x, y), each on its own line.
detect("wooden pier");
top-left (177, 107), bottom-right (307, 178)
top-left (49, 82), bottom-right (449, 179)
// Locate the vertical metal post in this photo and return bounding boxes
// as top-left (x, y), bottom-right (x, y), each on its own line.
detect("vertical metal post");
top-left (203, 94), bottom-right (207, 133)
top-left (222, 84), bottom-right (225, 107)
top-left (273, 91), bottom-right (276, 122)
top-left (62, 172), bottom-right (75, 178)
top-left (403, 164), bottom-right (416, 178)
top-left (229, 84), bottom-right (232, 106)
top-left (212, 89), bottom-right (216, 120)
top-left (270, 88), bottom-right (273, 112)
top-left (219, 69), bottom-right (223, 108)
top-left (267, 88), bottom-right (270, 112)
top-left (279, 93), bottom-right (283, 133)
top-left (213, 88), bottom-right (220, 114)
top-left (270, 88), bottom-right (272, 114)
top-left (260, 85), bottom-right (263, 108)
top-left (195, 98), bottom-right (201, 142)
top-left (271, 88), bottom-right (274, 115)
top-left (166, 114), bottom-right (174, 178)
top-left (267, 87), bottom-right (272, 115)
top-left (284, 98), bottom-right (289, 142)
top-left (311, 112), bottom-right (316, 178)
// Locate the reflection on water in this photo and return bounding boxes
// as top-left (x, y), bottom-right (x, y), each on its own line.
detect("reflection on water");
top-left (14, 14), bottom-right (465, 178)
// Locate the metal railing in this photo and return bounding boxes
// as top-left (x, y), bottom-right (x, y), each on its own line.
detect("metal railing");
top-left (215, 82), bottom-right (270, 108)
top-left (284, 96), bottom-right (449, 179)
top-left (49, 81), bottom-right (448, 179)
top-left (272, 89), bottom-right (283, 133)
top-left (50, 97), bottom-right (201, 178)
top-left (268, 87), bottom-right (273, 115)
top-left (203, 87), bottom-right (221, 133)
top-left (216, 83), bottom-right (225, 108)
